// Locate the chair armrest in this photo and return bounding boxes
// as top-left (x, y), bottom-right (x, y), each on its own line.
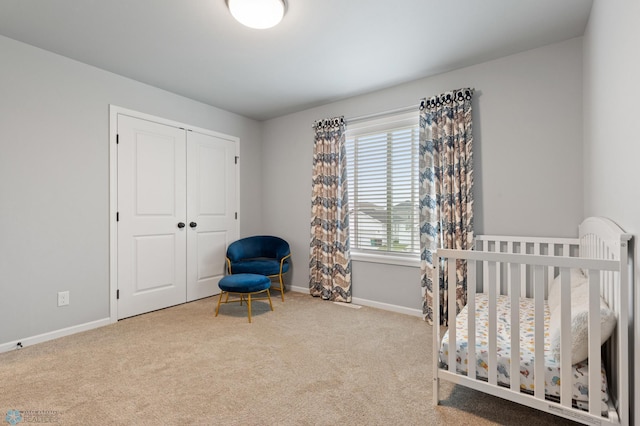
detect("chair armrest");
top-left (279, 253), bottom-right (292, 274)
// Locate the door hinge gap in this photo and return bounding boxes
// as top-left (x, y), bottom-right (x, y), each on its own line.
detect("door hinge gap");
top-left (116, 134), bottom-right (119, 144)
top-left (117, 289), bottom-right (120, 299)
top-left (235, 212), bottom-right (238, 219)
top-left (116, 212), bottom-right (119, 222)
top-left (235, 156), bottom-right (239, 164)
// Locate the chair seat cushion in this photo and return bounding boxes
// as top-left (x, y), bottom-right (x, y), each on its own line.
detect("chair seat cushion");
top-left (219, 274), bottom-right (271, 293)
top-left (230, 259), bottom-right (290, 276)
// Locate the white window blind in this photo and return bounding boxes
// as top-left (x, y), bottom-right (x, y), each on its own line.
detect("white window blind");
top-left (346, 111), bottom-right (419, 257)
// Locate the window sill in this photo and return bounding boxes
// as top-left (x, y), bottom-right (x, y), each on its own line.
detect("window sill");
top-left (350, 251), bottom-right (420, 267)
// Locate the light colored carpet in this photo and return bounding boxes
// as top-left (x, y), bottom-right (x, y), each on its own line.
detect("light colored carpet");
top-left (0, 292), bottom-right (577, 425)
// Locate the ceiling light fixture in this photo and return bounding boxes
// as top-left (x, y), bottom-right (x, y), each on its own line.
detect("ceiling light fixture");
top-left (227, 0), bottom-right (286, 30)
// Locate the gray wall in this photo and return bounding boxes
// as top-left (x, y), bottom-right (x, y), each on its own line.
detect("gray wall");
top-left (261, 37), bottom-right (584, 312)
top-left (582, 1), bottom-right (640, 420)
top-left (0, 35), bottom-right (263, 346)
top-left (0, 33), bottom-right (587, 344)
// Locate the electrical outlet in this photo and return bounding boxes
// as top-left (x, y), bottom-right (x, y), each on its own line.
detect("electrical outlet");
top-left (57, 291), bottom-right (69, 307)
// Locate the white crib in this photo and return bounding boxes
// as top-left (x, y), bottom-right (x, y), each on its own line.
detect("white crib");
top-left (432, 217), bottom-right (633, 425)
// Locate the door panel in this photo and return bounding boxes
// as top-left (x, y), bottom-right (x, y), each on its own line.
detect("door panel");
top-left (197, 144), bottom-right (227, 215)
top-left (135, 134), bottom-right (177, 215)
top-left (117, 115), bottom-right (187, 319)
top-left (134, 235), bottom-right (176, 292)
top-left (196, 231), bottom-right (227, 282)
top-left (186, 131), bottom-right (238, 301)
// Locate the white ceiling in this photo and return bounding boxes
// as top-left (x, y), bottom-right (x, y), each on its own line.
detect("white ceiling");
top-left (0, 0), bottom-right (593, 121)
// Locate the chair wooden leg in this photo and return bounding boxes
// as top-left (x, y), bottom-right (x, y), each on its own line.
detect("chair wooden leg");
top-left (215, 291), bottom-right (224, 317)
top-left (279, 274), bottom-right (285, 302)
top-left (247, 294), bottom-right (252, 323)
top-left (267, 289), bottom-right (273, 311)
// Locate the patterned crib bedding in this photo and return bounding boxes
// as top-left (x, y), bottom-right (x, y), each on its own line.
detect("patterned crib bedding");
top-left (439, 294), bottom-right (609, 414)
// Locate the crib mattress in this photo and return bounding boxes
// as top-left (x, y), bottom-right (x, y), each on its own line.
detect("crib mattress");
top-left (439, 294), bottom-right (608, 414)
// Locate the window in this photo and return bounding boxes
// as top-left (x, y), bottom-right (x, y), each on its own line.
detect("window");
top-left (346, 111), bottom-right (419, 261)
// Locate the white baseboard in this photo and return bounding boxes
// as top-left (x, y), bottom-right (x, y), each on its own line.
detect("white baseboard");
top-left (0, 317), bottom-right (111, 354)
top-left (0, 287), bottom-right (423, 353)
top-left (289, 285), bottom-right (423, 317)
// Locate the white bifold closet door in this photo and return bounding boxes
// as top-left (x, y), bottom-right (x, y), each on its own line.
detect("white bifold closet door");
top-left (186, 131), bottom-right (237, 302)
top-left (117, 114), bottom-right (237, 319)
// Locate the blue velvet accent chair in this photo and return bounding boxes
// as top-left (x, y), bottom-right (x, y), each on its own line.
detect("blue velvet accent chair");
top-left (226, 236), bottom-right (291, 301)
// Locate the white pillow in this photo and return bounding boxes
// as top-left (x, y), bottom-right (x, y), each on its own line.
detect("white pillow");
top-left (547, 268), bottom-right (588, 314)
top-left (549, 278), bottom-right (617, 364)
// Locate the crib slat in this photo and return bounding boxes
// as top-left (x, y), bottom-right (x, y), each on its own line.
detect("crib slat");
top-left (546, 265), bottom-right (553, 301)
top-left (467, 260), bottom-right (477, 381)
top-left (588, 270), bottom-right (601, 416)
top-left (559, 268), bottom-right (572, 408)
top-left (496, 255), bottom-right (503, 295)
top-left (533, 244), bottom-right (540, 298)
top-left (533, 265), bottom-right (545, 400)
top-left (433, 255), bottom-right (441, 406)
top-left (608, 269), bottom-right (614, 309)
top-left (448, 258), bottom-right (457, 373)
top-left (520, 244), bottom-right (527, 297)
top-left (509, 262), bottom-right (520, 392)
top-left (488, 261), bottom-right (497, 386)
top-left (506, 242), bottom-right (514, 295)
top-left (606, 244), bottom-right (614, 304)
top-left (618, 239), bottom-right (630, 426)
top-left (483, 256), bottom-right (489, 294)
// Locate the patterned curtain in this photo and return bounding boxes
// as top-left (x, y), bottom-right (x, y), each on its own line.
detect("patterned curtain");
top-left (309, 116), bottom-right (352, 302)
top-left (419, 88), bottom-right (474, 325)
